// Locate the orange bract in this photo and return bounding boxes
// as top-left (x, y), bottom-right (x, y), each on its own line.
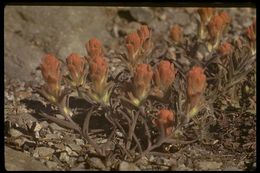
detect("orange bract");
top-left (154, 60), bottom-right (177, 92)
top-left (170, 24), bottom-right (183, 43)
top-left (86, 38), bottom-right (103, 58)
top-left (218, 42), bottom-right (233, 56)
top-left (66, 53), bottom-right (86, 84)
top-left (187, 66), bottom-right (206, 97)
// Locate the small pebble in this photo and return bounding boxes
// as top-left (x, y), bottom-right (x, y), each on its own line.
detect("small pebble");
top-left (33, 147), bottom-right (55, 159)
top-left (88, 157), bottom-right (106, 170)
top-left (46, 161), bottom-right (58, 169)
top-left (9, 128), bottom-right (23, 138)
top-left (119, 161), bottom-right (140, 171)
top-left (65, 146), bottom-right (78, 157)
top-left (68, 143), bottom-right (82, 153)
top-left (59, 152), bottom-right (70, 163)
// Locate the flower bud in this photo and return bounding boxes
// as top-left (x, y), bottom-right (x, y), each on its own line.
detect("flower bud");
top-left (66, 53), bottom-right (86, 86)
top-left (154, 60), bottom-right (177, 94)
top-left (86, 38), bottom-right (103, 58)
top-left (40, 54), bottom-right (61, 98)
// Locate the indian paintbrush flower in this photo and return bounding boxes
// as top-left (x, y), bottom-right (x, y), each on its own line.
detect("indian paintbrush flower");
top-left (206, 11), bottom-right (231, 51)
top-left (129, 64), bottom-right (153, 106)
top-left (218, 42), bottom-right (233, 56)
top-left (219, 11), bottom-right (231, 35)
top-left (217, 42), bottom-right (233, 67)
top-left (186, 66), bottom-right (206, 118)
top-left (154, 60), bottom-right (177, 97)
top-left (125, 32), bottom-right (142, 64)
top-left (86, 38), bottom-right (103, 58)
top-left (66, 53), bottom-right (86, 87)
top-left (170, 24), bottom-right (183, 43)
top-left (40, 54), bottom-right (61, 102)
top-left (88, 55), bottom-right (111, 105)
top-left (152, 109), bottom-right (175, 136)
top-left (207, 15), bottom-right (224, 51)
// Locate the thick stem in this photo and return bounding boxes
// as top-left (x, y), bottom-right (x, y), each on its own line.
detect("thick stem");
top-left (140, 116), bottom-right (151, 149)
top-left (40, 111), bottom-right (81, 133)
top-left (82, 107), bottom-right (104, 156)
top-left (126, 111), bottom-right (139, 150)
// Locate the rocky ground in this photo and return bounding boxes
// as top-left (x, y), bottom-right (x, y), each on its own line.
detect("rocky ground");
top-left (4, 6), bottom-right (256, 171)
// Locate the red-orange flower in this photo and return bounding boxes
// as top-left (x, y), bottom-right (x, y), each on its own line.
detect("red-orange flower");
top-left (207, 15), bottom-right (225, 40)
top-left (218, 42), bottom-right (233, 56)
top-left (125, 32), bottom-right (142, 62)
top-left (154, 60), bottom-right (177, 93)
top-left (86, 38), bottom-right (103, 58)
top-left (153, 109), bottom-right (175, 136)
top-left (133, 64), bottom-right (153, 101)
top-left (187, 66), bottom-right (206, 108)
top-left (89, 56), bottom-right (108, 95)
top-left (170, 24), bottom-right (183, 43)
top-left (66, 53), bottom-right (86, 86)
top-left (187, 66), bottom-right (206, 96)
top-left (198, 8), bottom-right (215, 24)
top-left (40, 54), bottom-right (61, 97)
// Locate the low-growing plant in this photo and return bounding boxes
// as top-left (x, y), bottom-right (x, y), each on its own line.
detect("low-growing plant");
top-left (34, 8), bottom-right (256, 165)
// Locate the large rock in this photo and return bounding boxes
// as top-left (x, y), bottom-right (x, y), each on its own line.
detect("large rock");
top-left (5, 146), bottom-right (50, 171)
top-left (4, 6), bottom-right (114, 81)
